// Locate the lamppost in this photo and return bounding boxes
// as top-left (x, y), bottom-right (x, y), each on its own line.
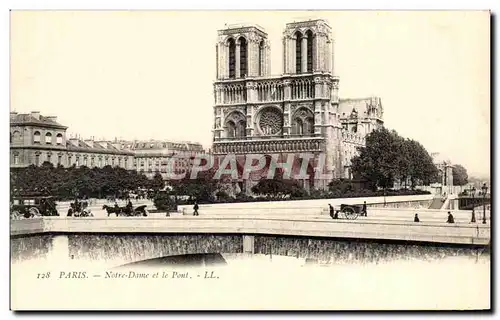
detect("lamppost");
top-left (481, 183), bottom-right (488, 224)
top-left (469, 185), bottom-right (476, 223)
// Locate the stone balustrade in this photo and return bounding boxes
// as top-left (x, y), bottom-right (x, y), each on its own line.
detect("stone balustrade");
top-left (11, 215), bottom-right (490, 246)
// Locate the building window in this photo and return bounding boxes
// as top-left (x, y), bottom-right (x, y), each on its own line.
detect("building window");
top-left (124, 158), bottom-right (128, 168)
top-left (56, 133), bottom-right (63, 145)
top-left (84, 158), bottom-right (88, 166)
top-left (295, 31), bottom-right (303, 74)
top-left (75, 157), bottom-right (79, 167)
top-left (259, 41), bottom-right (265, 76)
top-left (33, 131), bottom-right (41, 144)
top-left (306, 30), bottom-right (313, 73)
top-left (228, 38), bottom-right (236, 79)
top-left (239, 37), bottom-right (248, 78)
top-left (91, 157), bottom-right (94, 167)
top-left (45, 132), bottom-right (52, 144)
top-left (14, 154), bottom-right (19, 165)
top-left (105, 158), bottom-right (108, 166)
top-left (12, 131), bottom-right (21, 144)
top-left (47, 154), bottom-right (51, 163)
top-left (118, 158), bottom-right (122, 167)
top-left (35, 154), bottom-right (40, 166)
top-left (58, 155), bottom-right (62, 165)
top-left (99, 158), bottom-right (102, 167)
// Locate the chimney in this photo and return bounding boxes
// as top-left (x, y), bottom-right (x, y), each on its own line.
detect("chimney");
top-left (31, 111), bottom-right (41, 120)
top-left (46, 116), bottom-right (58, 122)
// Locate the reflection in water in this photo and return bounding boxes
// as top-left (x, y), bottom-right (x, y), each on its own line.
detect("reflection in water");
top-left (11, 233), bottom-right (490, 270)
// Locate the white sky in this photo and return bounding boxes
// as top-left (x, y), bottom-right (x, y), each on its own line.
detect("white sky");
top-left (10, 11), bottom-right (490, 177)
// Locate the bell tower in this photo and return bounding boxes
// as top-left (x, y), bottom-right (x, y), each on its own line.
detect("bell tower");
top-left (216, 24), bottom-right (271, 80)
top-left (282, 19), bottom-right (333, 75)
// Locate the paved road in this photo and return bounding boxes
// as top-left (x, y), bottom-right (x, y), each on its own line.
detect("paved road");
top-left (51, 200), bottom-right (491, 230)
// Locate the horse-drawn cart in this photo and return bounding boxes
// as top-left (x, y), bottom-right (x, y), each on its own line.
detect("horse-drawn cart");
top-left (333, 204), bottom-right (365, 220)
top-left (102, 204), bottom-right (148, 217)
top-left (10, 193), bottom-right (59, 219)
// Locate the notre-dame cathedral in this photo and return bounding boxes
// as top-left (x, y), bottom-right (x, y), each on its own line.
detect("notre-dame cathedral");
top-left (211, 18), bottom-right (384, 192)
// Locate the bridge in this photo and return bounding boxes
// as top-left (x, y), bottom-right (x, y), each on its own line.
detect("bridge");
top-left (11, 194), bottom-right (490, 268)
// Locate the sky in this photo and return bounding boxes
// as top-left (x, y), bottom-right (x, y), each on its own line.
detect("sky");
top-left (10, 10), bottom-right (490, 177)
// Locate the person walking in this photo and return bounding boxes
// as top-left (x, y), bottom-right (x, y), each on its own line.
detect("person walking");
top-left (447, 211), bottom-right (455, 224)
top-left (193, 202), bottom-right (199, 216)
top-left (362, 201), bottom-right (367, 217)
top-left (329, 204), bottom-right (337, 219)
top-left (414, 213), bottom-right (420, 223)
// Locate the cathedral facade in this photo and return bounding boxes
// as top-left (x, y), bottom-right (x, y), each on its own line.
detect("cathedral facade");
top-left (211, 19), bottom-right (384, 192)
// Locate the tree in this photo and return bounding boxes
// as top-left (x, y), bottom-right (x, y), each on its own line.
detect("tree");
top-left (452, 164), bottom-right (469, 186)
top-left (351, 128), bottom-right (402, 189)
top-left (150, 172), bottom-right (165, 191)
top-left (405, 139), bottom-right (439, 187)
top-left (169, 168), bottom-right (221, 203)
top-left (251, 171), bottom-right (306, 198)
top-left (351, 128), bottom-right (439, 189)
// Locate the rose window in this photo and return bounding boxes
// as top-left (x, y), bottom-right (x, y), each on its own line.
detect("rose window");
top-left (258, 108), bottom-right (283, 135)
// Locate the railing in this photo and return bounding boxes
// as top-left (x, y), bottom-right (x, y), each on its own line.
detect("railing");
top-left (214, 134), bottom-right (320, 142)
top-left (215, 75), bottom-right (322, 105)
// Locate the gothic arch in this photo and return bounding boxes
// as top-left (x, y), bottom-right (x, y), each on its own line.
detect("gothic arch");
top-left (238, 37), bottom-right (248, 78)
top-left (224, 111), bottom-right (247, 138)
top-left (294, 31), bottom-right (303, 73)
top-left (292, 107), bottom-right (314, 135)
top-left (227, 38), bottom-right (236, 79)
top-left (305, 30), bottom-right (314, 73)
top-left (258, 40), bottom-right (265, 76)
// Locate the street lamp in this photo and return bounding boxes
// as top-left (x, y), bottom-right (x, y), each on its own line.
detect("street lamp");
top-left (481, 183), bottom-right (488, 224)
top-left (469, 185), bottom-right (476, 223)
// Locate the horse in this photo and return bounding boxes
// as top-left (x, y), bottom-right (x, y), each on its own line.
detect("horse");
top-left (102, 205), bottom-right (124, 217)
top-left (102, 205), bottom-right (147, 217)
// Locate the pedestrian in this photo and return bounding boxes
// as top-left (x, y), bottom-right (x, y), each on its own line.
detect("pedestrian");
top-left (193, 202), bottom-right (199, 216)
top-left (362, 201), bottom-right (367, 217)
top-left (328, 204), bottom-right (337, 219)
top-left (414, 213), bottom-right (420, 223)
top-left (447, 211), bottom-right (455, 224)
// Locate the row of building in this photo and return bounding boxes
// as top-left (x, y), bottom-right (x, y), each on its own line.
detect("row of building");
top-left (9, 111), bottom-right (206, 179)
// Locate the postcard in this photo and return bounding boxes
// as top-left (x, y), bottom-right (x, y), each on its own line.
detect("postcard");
top-left (9, 10), bottom-right (491, 311)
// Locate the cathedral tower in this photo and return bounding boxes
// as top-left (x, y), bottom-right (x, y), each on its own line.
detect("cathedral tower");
top-left (212, 19), bottom-right (346, 194)
top-left (282, 19), bottom-right (334, 75)
top-left (215, 24), bottom-right (271, 80)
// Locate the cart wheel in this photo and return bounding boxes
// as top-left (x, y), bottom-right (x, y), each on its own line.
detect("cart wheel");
top-left (343, 206), bottom-right (358, 220)
top-left (29, 207), bottom-right (41, 217)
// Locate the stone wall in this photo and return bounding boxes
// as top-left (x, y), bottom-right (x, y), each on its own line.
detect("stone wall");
top-left (11, 232), bottom-right (488, 267)
top-left (366, 200), bottom-right (433, 209)
top-left (253, 235), bottom-right (486, 264)
top-left (69, 234), bottom-right (242, 265)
